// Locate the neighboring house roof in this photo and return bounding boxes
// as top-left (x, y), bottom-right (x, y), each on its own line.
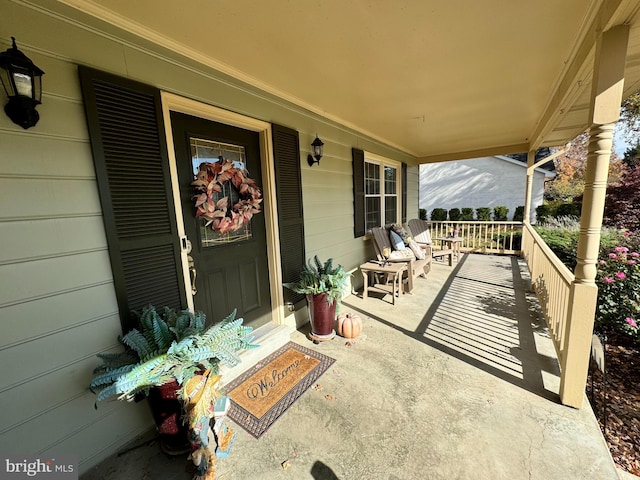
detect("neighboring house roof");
top-left (496, 155), bottom-right (557, 177)
top-left (505, 148), bottom-right (557, 173)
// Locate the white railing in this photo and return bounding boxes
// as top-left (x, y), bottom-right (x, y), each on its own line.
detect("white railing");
top-left (521, 223), bottom-right (575, 364)
top-left (426, 221), bottom-right (522, 254)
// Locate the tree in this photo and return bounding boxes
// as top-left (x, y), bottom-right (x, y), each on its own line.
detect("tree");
top-left (544, 130), bottom-right (625, 202)
top-left (604, 166), bottom-right (640, 233)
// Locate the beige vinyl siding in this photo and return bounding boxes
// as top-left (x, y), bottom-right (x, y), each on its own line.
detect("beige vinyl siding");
top-left (0, 0), bottom-right (417, 472)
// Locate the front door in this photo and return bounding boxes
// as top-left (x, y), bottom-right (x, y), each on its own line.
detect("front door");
top-left (172, 112), bottom-right (271, 328)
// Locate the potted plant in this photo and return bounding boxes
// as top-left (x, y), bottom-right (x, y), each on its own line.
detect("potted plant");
top-left (284, 256), bottom-right (349, 342)
top-left (89, 305), bottom-right (257, 453)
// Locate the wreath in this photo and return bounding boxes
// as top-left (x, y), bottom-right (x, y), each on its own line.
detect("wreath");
top-left (191, 158), bottom-right (263, 234)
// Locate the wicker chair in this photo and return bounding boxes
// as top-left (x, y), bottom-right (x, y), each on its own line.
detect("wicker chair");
top-left (407, 219), bottom-right (454, 266)
top-left (369, 227), bottom-right (431, 293)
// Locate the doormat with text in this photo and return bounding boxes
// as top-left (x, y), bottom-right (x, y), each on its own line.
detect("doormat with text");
top-left (225, 341), bottom-right (335, 438)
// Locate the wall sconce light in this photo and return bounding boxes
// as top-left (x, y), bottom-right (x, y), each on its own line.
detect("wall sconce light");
top-left (0, 37), bottom-right (45, 129)
top-left (307, 134), bottom-right (324, 166)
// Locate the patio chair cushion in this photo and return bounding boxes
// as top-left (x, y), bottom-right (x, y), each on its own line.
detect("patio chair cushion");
top-left (408, 239), bottom-right (426, 259)
top-left (390, 223), bottom-right (412, 244)
top-left (389, 248), bottom-right (415, 260)
top-left (389, 230), bottom-right (406, 251)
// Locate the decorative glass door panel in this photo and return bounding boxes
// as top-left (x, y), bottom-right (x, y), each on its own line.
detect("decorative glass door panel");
top-left (190, 137), bottom-right (263, 247)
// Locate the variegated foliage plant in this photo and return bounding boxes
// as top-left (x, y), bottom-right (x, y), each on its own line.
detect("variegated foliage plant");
top-left (90, 306), bottom-right (258, 404)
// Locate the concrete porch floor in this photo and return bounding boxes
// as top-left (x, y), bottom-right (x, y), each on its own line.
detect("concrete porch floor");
top-left (82, 254), bottom-right (617, 480)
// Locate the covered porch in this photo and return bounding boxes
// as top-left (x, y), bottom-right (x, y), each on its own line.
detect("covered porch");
top-left (82, 255), bottom-right (617, 480)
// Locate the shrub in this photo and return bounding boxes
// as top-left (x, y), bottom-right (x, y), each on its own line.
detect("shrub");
top-left (596, 243), bottom-right (640, 343)
top-left (536, 204), bottom-right (552, 224)
top-left (448, 208), bottom-right (461, 221)
top-left (418, 208), bottom-right (427, 220)
top-left (460, 208), bottom-right (474, 221)
top-left (513, 206), bottom-right (525, 222)
top-left (493, 206), bottom-right (509, 221)
top-left (431, 208), bottom-right (447, 221)
top-left (534, 226), bottom-right (580, 269)
top-left (556, 202), bottom-right (580, 217)
top-left (476, 207), bottom-right (491, 221)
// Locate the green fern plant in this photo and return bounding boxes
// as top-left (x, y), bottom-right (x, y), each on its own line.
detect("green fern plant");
top-left (283, 255), bottom-right (349, 305)
top-left (90, 306), bottom-right (258, 404)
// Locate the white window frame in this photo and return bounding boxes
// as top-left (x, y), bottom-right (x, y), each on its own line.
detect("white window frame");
top-left (364, 152), bottom-right (401, 230)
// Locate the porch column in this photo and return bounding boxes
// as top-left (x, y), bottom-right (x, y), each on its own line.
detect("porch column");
top-left (560, 24), bottom-right (629, 408)
top-left (523, 150), bottom-right (535, 224)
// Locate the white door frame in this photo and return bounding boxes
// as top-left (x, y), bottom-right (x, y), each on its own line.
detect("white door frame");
top-left (160, 92), bottom-right (285, 325)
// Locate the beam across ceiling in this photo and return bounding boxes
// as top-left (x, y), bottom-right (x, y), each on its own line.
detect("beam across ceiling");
top-left (416, 143), bottom-right (530, 164)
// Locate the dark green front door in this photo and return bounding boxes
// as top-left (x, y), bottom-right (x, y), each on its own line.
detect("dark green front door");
top-left (172, 112), bottom-right (271, 328)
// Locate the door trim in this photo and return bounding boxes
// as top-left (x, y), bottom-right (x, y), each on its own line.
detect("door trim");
top-left (160, 92), bottom-right (285, 324)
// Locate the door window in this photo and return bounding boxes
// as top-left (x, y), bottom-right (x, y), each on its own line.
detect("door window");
top-left (190, 137), bottom-right (255, 247)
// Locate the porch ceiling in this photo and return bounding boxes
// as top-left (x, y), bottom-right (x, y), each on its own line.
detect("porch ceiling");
top-left (59, 0), bottom-right (640, 161)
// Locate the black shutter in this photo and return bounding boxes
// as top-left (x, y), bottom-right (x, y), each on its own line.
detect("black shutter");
top-left (352, 148), bottom-right (365, 237)
top-left (79, 67), bottom-right (186, 331)
top-left (272, 124), bottom-right (306, 306)
top-left (402, 162), bottom-right (408, 224)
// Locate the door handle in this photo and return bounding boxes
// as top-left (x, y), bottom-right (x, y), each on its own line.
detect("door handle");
top-left (187, 255), bottom-right (197, 296)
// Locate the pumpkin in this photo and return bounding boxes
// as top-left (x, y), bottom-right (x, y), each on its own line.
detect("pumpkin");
top-left (336, 312), bottom-right (362, 339)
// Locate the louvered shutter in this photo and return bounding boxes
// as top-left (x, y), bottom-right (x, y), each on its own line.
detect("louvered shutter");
top-left (272, 124), bottom-right (306, 306)
top-left (402, 162), bottom-right (408, 224)
top-left (352, 148), bottom-right (365, 237)
top-left (79, 67), bottom-right (186, 331)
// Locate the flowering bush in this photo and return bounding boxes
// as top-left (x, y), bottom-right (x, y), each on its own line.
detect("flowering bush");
top-left (596, 243), bottom-right (640, 342)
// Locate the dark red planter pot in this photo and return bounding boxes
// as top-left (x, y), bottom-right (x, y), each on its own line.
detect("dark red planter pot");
top-left (147, 381), bottom-right (190, 455)
top-left (307, 293), bottom-right (336, 342)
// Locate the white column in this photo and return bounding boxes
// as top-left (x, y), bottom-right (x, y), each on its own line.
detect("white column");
top-left (523, 150), bottom-right (535, 224)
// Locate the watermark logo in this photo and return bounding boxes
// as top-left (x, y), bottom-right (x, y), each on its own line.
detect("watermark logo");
top-left (1, 455), bottom-right (77, 480)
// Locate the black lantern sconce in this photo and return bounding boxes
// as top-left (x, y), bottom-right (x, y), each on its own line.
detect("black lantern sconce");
top-left (307, 134), bottom-right (324, 167)
top-left (0, 37), bottom-right (45, 129)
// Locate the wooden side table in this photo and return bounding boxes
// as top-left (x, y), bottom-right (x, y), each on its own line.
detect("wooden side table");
top-left (434, 237), bottom-right (462, 261)
top-left (360, 261), bottom-right (408, 305)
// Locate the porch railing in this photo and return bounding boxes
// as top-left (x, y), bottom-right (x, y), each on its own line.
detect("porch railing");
top-left (426, 221), bottom-right (522, 254)
top-left (521, 223), bottom-right (574, 364)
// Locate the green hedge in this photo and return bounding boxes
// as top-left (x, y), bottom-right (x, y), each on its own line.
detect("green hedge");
top-left (448, 208), bottom-right (461, 221)
top-left (461, 208), bottom-right (474, 221)
top-left (476, 207), bottom-right (491, 221)
top-left (493, 206), bottom-right (509, 221)
top-left (513, 206), bottom-right (525, 222)
top-left (431, 208), bottom-right (447, 221)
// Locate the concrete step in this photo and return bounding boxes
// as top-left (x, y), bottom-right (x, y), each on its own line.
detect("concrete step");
top-left (219, 322), bottom-right (291, 384)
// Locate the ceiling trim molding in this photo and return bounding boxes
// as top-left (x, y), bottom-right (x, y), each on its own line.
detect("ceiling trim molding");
top-left (55, 0), bottom-right (418, 157)
top-left (416, 143), bottom-right (530, 164)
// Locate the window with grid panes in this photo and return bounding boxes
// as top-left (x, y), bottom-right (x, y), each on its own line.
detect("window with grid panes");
top-left (364, 158), bottom-right (399, 230)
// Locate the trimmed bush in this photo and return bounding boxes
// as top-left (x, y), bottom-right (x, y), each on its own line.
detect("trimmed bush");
top-left (536, 204), bottom-right (552, 224)
top-left (556, 202), bottom-right (580, 217)
top-left (461, 208), bottom-right (474, 221)
top-left (493, 206), bottom-right (509, 221)
top-left (448, 208), bottom-right (461, 221)
top-left (418, 208), bottom-right (427, 220)
top-left (513, 206), bottom-right (525, 222)
top-left (431, 208), bottom-right (447, 221)
top-left (476, 207), bottom-right (491, 221)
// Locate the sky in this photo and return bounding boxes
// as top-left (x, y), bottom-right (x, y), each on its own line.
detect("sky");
top-left (614, 121), bottom-right (635, 156)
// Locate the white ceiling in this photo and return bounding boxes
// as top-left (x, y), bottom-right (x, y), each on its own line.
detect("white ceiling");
top-left (60, 0), bottom-right (640, 161)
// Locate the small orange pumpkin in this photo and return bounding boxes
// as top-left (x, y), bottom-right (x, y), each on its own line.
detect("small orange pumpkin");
top-left (336, 312), bottom-right (362, 339)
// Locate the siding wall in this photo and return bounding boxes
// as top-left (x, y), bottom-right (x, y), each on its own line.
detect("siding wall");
top-left (0, 0), bottom-right (417, 472)
top-left (419, 157), bottom-right (548, 222)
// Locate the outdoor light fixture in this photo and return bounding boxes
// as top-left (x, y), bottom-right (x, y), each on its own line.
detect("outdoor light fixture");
top-left (0, 37), bottom-right (45, 129)
top-left (307, 134), bottom-right (324, 166)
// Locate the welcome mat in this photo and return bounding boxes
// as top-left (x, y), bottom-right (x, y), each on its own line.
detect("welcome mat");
top-left (225, 342), bottom-right (335, 438)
